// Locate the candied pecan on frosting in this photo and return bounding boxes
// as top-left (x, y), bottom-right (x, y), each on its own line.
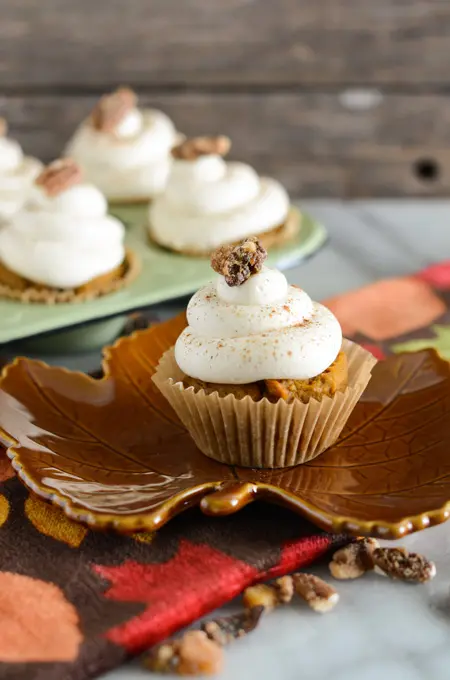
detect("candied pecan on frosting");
top-left (0, 118), bottom-right (7, 137)
top-left (35, 158), bottom-right (83, 197)
top-left (171, 135), bottom-right (231, 160)
top-left (211, 237), bottom-right (267, 287)
top-left (90, 87), bottom-right (137, 133)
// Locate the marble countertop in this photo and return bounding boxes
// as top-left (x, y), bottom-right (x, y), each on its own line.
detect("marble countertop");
top-left (9, 200), bottom-right (450, 680)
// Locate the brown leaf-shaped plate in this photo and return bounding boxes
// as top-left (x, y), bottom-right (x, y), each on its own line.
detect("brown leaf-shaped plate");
top-left (1, 314), bottom-right (450, 539)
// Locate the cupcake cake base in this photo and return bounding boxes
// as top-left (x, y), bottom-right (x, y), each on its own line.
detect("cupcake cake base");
top-left (0, 248), bottom-right (139, 304)
top-left (183, 351), bottom-right (348, 403)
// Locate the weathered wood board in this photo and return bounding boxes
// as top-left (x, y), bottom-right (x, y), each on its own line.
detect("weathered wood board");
top-left (0, 0), bottom-right (448, 196)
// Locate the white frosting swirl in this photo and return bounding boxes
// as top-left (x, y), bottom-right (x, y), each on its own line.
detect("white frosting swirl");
top-left (0, 183), bottom-right (125, 289)
top-left (149, 156), bottom-right (290, 252)
top-left (175, 267), bottom-right (342, 383)
top-left (0, 137), bottom-right (42, 219)
top-left (65, 108), bottom-right (180, 201)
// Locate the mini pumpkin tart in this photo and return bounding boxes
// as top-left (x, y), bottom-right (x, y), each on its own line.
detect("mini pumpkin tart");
top-left (0, 118), bottom-right (42, 220)
top-left (153, 238), bottom-right (376, 468)
top-left (148, 135), bottom-right (300, 255)
top-left (0, 158), bottom-right (138, 304)
top-left (65, 87), bottom-right (181, 204)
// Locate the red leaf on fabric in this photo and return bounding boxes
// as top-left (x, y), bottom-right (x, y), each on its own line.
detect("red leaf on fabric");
top-left (95, 540), bottom-right (258, 653)
top-left (95, 532), bottom-right (335, 654)
top-left (416, 261), bottom-right (450, 289)
top-left (263, 534), bottom-right (334, 580)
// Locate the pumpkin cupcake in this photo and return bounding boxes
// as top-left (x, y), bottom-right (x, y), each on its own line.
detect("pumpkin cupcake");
top-left (148, 136), bottom-right (300, 255)
top-left (65, 87), bottom-right (180, 204)
top-left (0, 158), bottom-right (138, 303)
top-left (153, 238), bottom-right (375, 468)
top-left (0, 118), bottom-right (42, 220)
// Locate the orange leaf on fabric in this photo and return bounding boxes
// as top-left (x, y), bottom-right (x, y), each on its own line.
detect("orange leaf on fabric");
top-left (25, 495), bottom-right (88, 547)
top-left (0, 452), bottom-right (14, 482)
top-left (326, 278), bottom-right (445, 341)
top-left (1, 315), bottom-right (450, 538)
top-left (0, 572), bottom-right (82, 662)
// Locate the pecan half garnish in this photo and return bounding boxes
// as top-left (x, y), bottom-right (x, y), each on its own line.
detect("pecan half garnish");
top-left (35, 158), bottom-right (83, 197)
top-left (171, 135), bottom-right (231, 160)
top-left (211, 237), bottom-right (267, 287)
top-left (91, 86), bottom-right (137, 133)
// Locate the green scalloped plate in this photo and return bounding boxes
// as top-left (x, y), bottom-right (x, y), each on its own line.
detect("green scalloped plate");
top-left (0, 204), bottom-right (326, 343)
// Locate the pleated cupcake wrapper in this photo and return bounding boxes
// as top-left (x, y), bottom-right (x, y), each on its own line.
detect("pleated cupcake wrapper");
top-left (0, 248), bottom-right (139, 305)
top-left (152, 339), bottom-right (377, 468)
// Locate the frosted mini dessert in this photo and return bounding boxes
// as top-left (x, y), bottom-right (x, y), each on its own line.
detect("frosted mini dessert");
top-left (0, 119), bottom-right (42, 219)
top-left (0, 158), bottom-right (138, 303)
top-left (66, 87), bottom-right (180, 203)
top-left (149, 136), bottom-right (299, 255)
top-left (153, 238), bottom-right (376, 468)
top-left (179, 238), bottom-right (346, 402)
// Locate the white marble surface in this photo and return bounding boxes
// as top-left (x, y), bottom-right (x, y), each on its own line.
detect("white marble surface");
top-left (15, 200), bottom-right (450, 680)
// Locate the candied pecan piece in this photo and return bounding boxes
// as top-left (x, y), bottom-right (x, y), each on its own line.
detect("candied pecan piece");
top-left (91, 86), bottom-right (137, 133)
top-left (372, 547), bottom-right (436, 583)
top-left (242, 576), bottom-right (294, 612)
top-left (293, 573), bottom-right (339, 613)
top-left (329, 538), bottom-right (380, 580)
top-left (202, 606), bottom-right (264, 646)
top-left (35, 158), bottom-right (82, 197)
top-left (243, 583), bottom-right (279, 611)
top-left (172, 135), bottom-right (231, 160)
top-left (211, 237), bottom-right (267, 287)
top-left (273, 575), bottom-right (295, 604)
top-left (143, 631), bottom-right (223, 676)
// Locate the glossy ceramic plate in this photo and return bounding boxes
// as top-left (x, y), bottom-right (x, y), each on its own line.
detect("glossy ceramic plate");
top-left (0, 205), bottom-right (326, 343)
top-left (1, 314), bottom-right (450, 539)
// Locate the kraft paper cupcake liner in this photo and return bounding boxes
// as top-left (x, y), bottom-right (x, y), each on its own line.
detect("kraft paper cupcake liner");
top-left (0, 247), bottom-right (139, 305)
top-left (152, 339), bottom-right (377, 469)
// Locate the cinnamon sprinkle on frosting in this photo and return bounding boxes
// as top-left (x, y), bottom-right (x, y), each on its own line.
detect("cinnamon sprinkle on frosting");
top-left (171, 135), bottom-right (231, 160)
top-left (35, 158), bottom-right (83, 197)
top-left (211, 237), bottom-right (267, 287)
top-left (91, 87), bottom-right (137, 133)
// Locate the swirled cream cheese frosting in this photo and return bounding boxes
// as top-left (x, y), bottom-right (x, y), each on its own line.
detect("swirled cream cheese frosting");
top-left (175, 240), bottom-right (342, 384)
top-left (149, 135), bottom-right (290, 253)
top-left (0, 119), bottom-right (42, 219)
top-left (65, 87), bottom-right (180, 202)
top-left (0, 159), bottom-right (126, 289)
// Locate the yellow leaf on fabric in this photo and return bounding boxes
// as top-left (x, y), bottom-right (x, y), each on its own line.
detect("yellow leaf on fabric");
top-left (25, 496), bottom-right (87, 547)
top-left (0, 494), bottom-right (9, 527)
top-left (392, 325), bottom-right (450, 360)
top-left (132, 532), bottom-right (154, 544)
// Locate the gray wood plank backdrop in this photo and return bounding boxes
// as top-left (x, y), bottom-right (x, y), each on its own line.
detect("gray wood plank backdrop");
top-left (1, 0), bottom-right (449, 197)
